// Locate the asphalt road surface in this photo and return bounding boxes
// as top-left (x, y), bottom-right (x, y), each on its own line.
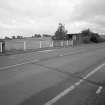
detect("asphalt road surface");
top-left (0, 43), bottom-right (105, 105)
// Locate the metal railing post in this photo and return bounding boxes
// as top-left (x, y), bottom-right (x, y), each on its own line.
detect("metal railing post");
top-left (24, 41), bottom-right (26, 51)
top-left (0, 42), bottom-right (2, 53)
top-left (61, 41), bottom-right (63, 47)
top-left (50, 41), bottom-right (53, 47)
top-left (67, 40), bottom-right (69, 46)
top-left (40, 41), bottom-right (42, 48)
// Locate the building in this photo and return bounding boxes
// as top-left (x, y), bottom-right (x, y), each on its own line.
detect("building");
top-left (67, 33), bottom-right (81, 40)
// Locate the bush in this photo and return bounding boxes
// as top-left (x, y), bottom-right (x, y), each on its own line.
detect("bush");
top-left (90, 33), bottom-right (105, 43)
top-left (90, 35), bottom-right (98, 43)
top-left (81, 29), bottom-right (105, 43)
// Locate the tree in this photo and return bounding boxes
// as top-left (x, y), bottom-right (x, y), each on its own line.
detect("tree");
top-left (12, 36), bottom-right (16, 39)
top-left (53, 23), bottom-right (67, 40)
top-left (81, 29), bottom-right (92, 43)
top-left (33, 34), bottom-right (41, 38)
top-left (17, 35), bottom-right (24, 39)
top-left (81, 29), bottom-right (92, 37)
top-left (90, 33), bottom-right (102, 43)
top-left (43, 34), bottom-right (51, 37)
top-left (4, 36), bottom-right (11, 40)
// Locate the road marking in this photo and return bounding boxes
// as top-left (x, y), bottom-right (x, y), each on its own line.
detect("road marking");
top-left (44, 63), bottom-right (105, 105)
top-left (59, 50), bottom-right (85, 57)
top-left (5, 44), bottom-right (105, 70)
top-left (38, 50), bottom-right (54, 53)
top-left (0, 59), bottom-right (38, 71)
top-left (0, 49), bottom-right (84, 71)
top-left (79, 79), bottom-right (84, 83)
top-left (74, 81), bottom-right (81, 86)
top-left (45, 85), bottom-right (75, 105)
top-left (96, 86), bottom-right (103, 94)
top-left (83, 63), bottom-right (105, 80)
top-left (0, 50), bottom-right (54, 70)
top-left (59, 54), bottom-right (63, 57)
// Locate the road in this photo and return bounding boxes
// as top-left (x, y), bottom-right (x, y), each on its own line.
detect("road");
top-left (0, 43), bottom-right (105, 105)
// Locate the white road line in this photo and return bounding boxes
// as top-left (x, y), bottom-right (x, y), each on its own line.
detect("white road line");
top-left (9, 49), bottom-right (56, 58)
top-left (45, 85), bottom-right (75, 105)
top-left (74, 81), bottom-right (81, 86)
top-left (83, 63), bottom-right (105, 80)
top-left (59, 54), bottom-right (63, 57)
top-left (79, 79), bottom-right (84, 83)
top-left (38, 50), bottom-right (54, 53)
top-left (0, 49), bottom-right (81, 71)
top-left (58, 50), bottom-right (84, 57)
top-left (0, 50), bottom-right (54, 70)
top-left (0, 59), bottom-right (38, 71)
top-left (96, 86), bottom-right (103, 94)
top-left (44, 63), bottom-right (105, 105)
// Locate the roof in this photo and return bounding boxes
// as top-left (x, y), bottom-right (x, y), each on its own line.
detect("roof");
top-left (0, 39), bottom-right (5, 42)
top-left (67, 33), bottom-right (81, 36)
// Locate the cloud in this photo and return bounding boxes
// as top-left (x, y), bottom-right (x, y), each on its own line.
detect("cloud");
top-left (0, 0), bottom-right (105, 37)
top-left (0, 0), bottom-right (76, 37)
top-left (71, 0), bottom-right (105, 20)
top-left (64, 0), bottom-right (105, 34)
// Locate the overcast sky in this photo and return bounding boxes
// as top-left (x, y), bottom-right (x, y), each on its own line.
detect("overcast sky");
top-left (0, 0), bottom-right (105, 37)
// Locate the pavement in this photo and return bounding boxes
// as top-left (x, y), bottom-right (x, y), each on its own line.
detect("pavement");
top-left (0, 43), bottom-right (105, 105)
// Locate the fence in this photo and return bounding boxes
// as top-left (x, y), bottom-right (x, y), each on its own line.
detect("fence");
top-left (53, 40), bottom-right (73, 47)
top-left (3, 39), bottom-right (74, 53)
top-left (5, 40), bottom-right (54, 51)
top-left (0, 41), bottom-right (5, 53)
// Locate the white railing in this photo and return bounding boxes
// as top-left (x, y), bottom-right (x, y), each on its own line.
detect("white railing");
top-left (5, 39), bottom-right (74, 51)
top-left (53, 40), bottom-right (73, 47)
